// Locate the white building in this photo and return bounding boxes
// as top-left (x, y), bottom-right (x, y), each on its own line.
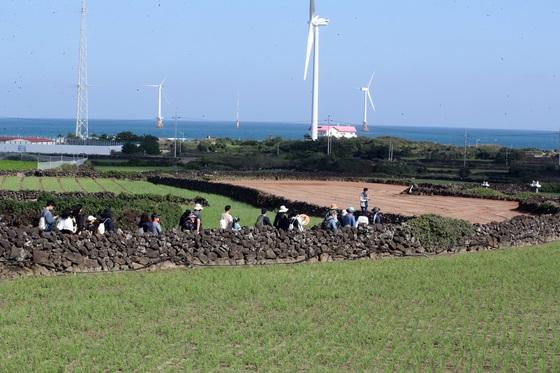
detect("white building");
top-left (0, 136), bottom-right (55, 145)
top-left (317, 125), bottom-right (358, 139)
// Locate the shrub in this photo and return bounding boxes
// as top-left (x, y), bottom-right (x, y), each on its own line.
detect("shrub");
top-left (408, 214), bottom-right (474, 250)
top-left (0, 193), bottom-right (204, 231)
top-left (463, 188), bottom-right (507, 199)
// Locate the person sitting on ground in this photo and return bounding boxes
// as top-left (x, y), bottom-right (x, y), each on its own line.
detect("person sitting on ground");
top-left (325, 209), bottom-right (339, 232)
top-left (288, 211), bottom-right (304, 232)
top-left (371, 207), bottom-right (383, 225)
top-left (179, 209), bottom-right (196, 232)
top-left (57, 208), bottom-right (77, 234)
top-left (273, 205), bottom-right (290, 231)
top-left (97, 208), bottom-right (115, 234)
top-left (138, 213), bottom-right (151, 234)
top-left (72, 204), bottom-right (86, 233)
top-left (219, 205), bottom-right (234, 230)
top-left (359, 188), bottom-right (369, 213)
top-left (341, 207), bottom-right (357, 228)
top-left (338, 208), bottom-right (348, 226)
top-left (356, 212), bottom-right (370, 226)
top-left (193, 204), bottom-right (204, 234)
top-left (146, 213), bottom-right (163, 235)
top-left (255, 208), bottom-right (273, 228)
top-left (84, 215), bottom-right (97, 233)
top-left (232, 216), bottom-right (242, 231)
top-left (39, 200), bottom-right (56, 232)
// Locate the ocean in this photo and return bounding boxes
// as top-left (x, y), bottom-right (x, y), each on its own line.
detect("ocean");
top-left (0, 118), bottom-right (556, 150)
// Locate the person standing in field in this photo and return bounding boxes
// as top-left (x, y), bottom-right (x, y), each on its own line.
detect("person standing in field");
top-left (359, 188), bottom-right (369, 213)
top-left (219, 205), bottom-right (234, 230)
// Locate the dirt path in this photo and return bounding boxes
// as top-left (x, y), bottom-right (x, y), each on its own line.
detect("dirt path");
top-left (223, 179), bottom-right (522, 224)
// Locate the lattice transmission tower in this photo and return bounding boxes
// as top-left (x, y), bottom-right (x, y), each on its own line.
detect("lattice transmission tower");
top-left (75, 0), bottom-right (88, 139)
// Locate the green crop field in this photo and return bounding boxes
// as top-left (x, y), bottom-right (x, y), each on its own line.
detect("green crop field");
top-left (1, 244), bottom-right (559, 371)
top-left (0, 176), bottom-right (320, 228)
top-left (0, 159), bottom-right (36, 171)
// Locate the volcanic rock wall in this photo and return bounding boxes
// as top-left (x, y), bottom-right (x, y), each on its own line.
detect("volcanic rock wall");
top-left (2, 213), bottom-right (560, 278)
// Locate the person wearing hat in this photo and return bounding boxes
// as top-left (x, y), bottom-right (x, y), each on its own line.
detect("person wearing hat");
top-left (193, 203), bottom-right (204, 233)
top-left (341, 207), bottom-right (357, 228)
top-left (255, 208), bottom-right (273, 228)
top-left (273, 205), bottom-right (290, 231)
top-left (84, 215), bottom-right (98, 233)
top-left (371, 207), bottom-right (383, 225)
top-left (146, 213), bottom-right (163, 235)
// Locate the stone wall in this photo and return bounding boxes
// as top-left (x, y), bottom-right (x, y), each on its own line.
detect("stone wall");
top-left (2, 213), bottom-right (560, 278)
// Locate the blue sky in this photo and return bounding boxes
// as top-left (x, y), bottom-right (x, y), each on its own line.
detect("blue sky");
top-left (0, 0), bottom-right (558, 130)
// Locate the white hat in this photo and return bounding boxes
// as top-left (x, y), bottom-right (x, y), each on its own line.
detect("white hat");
top-left (278, 205), bottom-right (289, 213)
top-left (194, 203), bottom-right (204, 211)
top-left (86, 215), bottom-right (96, 222)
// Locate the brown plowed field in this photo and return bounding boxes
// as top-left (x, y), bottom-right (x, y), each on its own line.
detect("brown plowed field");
top-left (224, 179), bottom-right (523, 224)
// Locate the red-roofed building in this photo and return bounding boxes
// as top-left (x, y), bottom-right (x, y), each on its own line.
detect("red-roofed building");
top-left (317, 125), bottom-right (358, 139)
top-left (0, 136), bottom-right (55, 145)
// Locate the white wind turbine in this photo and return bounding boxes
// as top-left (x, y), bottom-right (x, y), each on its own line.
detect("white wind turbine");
top-left (360, 73), bottom-right (376, 132)
top-left (146, 80), bottom-right (165, 128)
top-left (304, 0), bottom-right (329, 141)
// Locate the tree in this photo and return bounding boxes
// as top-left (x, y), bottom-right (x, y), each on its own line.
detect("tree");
top-left (116, 131), bottom-right (140, 142)
top-left (122, 142), bottom-right (140, 154)
top-left (139, 135), bottom-right (160, 155)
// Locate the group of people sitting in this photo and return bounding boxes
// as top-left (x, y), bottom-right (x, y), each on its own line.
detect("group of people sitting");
top-left (323, 204), bottom-right (382, 232)
top-left (39, 200), bottom-right (115, 235)
top-left (38, 186), bottom-right (383, 235)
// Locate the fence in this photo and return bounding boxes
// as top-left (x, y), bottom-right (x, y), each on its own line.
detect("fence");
top-left (37, 156), bottom-right (88, 170)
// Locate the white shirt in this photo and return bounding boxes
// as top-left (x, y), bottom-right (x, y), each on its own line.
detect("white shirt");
top-left (57, 217), bottom-right (76, 233)
top-left (357, 215), bottom-right (369, 226)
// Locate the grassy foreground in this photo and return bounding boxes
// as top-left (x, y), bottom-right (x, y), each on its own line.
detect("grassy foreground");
top-left (1, 244), bottom-right (560, 371)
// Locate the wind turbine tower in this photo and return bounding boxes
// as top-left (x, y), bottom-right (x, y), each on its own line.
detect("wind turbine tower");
top-left (75, 0), bottom-right (89, 139)
top-left (235, 93), bottom-right (240, 129)
top-left (361, 73), bottom-right (376, 132)
top-left (146, 81), bottom-right (165, 128)
top-left (304, 0), bottom-right (329, 141)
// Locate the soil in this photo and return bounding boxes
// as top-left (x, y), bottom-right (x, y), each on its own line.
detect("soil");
top-left (224, 179), bottom-right (523, 224)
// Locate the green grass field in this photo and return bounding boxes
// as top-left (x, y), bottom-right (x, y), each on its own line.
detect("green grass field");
top-left (0, 159), bottom-right (36, 171)
top-left (1, 244), bottom-right (559, 371)
top-left (0, 176), bottom-right (321, 228)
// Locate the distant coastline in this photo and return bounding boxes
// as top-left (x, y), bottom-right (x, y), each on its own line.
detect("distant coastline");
top-left (0, 118), bottom-right (556, 150)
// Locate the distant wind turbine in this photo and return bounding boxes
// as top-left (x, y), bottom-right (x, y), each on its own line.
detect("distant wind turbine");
top-left (304, 0), bottom-right (329, 141)
top-left (360, 73), bottom-right (376, 132)
top-left (235, 93), bottom-right (240, 129)
top-left (145, 80), bottom-right (165, 128)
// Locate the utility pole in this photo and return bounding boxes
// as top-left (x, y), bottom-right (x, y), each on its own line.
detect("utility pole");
top-left (172, 113), bottom-right (182, 158)
top-left (463, 129), bottom-right (467, 168)
top-left (326, 115), bottom-right (332, 156)
top-left (75, 0), bottom-right (89, 140)
top-left (505, 146), bottom-right (509, 168)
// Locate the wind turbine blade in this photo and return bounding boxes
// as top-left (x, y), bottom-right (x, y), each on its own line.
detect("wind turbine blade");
top-left (368, 72), bottom-right (375, 89)
top-left (309, 0), bottom-right (315, 21)
top-left (304, 24), bottom-right (314, 80)
top-left (368, 91), bottom-right (376, 112)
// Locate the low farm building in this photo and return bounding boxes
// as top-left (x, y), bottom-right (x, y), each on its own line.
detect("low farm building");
top-left (318, 125), bottom-right (358, 139)
top-left (0, 136), bottom-right (55, 145)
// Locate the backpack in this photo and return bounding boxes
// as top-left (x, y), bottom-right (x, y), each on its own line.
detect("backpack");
top-left (97, 221), bottom-right (106, 235)
top-left (219, 218), bottom-right (228, 230)
top-left (289, 217), bottom-right (304, 232)
top-left (38, 217), bottom-right (46, 231)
